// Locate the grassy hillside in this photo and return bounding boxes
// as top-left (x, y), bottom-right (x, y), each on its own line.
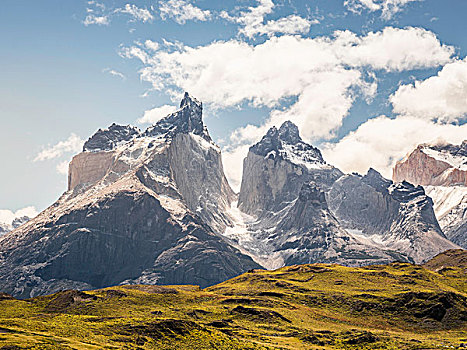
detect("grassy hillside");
top-left (0, 250), bottom-right (466, 349)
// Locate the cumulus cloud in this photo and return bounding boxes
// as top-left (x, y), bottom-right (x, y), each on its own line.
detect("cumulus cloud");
top-left (144, 40), bottom-right (160, 51)
top-left (84, 2), bottom-right (155, 26)
top-left (159, 0), bottom-right (211, 24)
top-left (122, 26), bottom-right (453, 187)
top-left (138, 105), bottom-right (178, 124)
top-left (34, 134), bottom-right (84, 162)
top-left (125, 27), bottom-right (451, 139)
top-left (345, 0), bottom-right (422, 19)
top-left (221, 0), bottom-right (312, 38)
top-left (0, 206), bottom-right (38, 226)
top-left (332, 27), bottom-right (454, 71)
top-left (322, 116), bottom-right (467, 179)
top-left (391, 58), bottom-right (467, 123)
top-left (117, 4), bottom-right (154, 23)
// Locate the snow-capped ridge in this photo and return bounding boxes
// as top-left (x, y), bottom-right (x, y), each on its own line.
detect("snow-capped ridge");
top-left (83, 123), bottom-right (140, 152)
top-left (393, 140), bottom-right (467, 248)
top-left (144, 92), bottom-right (211, 142)
top-left (250, 121), bottom-right (326, 171)
top-left (83, 92), bottom-right (214, 154)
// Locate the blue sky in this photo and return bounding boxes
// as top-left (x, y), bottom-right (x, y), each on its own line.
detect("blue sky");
top-left (1, 0), bottom-right (467, 220)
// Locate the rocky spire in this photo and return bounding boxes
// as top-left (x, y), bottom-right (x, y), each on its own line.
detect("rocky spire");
top-left (144, 92), bottom-right (211, 141)
top-left (278, 121), bottom-right (302, 144)
top-left (249, 121), bottom-right (324, 164)
top-left (362, 168), bottom-right (392, 194)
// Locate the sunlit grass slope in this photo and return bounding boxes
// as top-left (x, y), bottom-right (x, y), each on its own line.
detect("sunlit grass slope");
top-left (0, 250), bottom-right (466, 349)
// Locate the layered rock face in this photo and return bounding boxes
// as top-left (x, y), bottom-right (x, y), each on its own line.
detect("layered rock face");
top-left (0, 93), bottom-right (259, 298)
top-left (229, 123), bottom-right (405, 268)
top-left (328, 169), bottom-right (459, 263)
top-left (393, 141), bottom-right (467, 187)
top-left (238, 122), bottom-right (342, 216)
top-left (393, 141), bottom-right (467, 248)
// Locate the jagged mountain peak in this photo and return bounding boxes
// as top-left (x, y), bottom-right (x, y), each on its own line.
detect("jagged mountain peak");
top-left (393, 140), bottom-right (467, 249)
top-left (425, 139), bottom-right (467, 158)
top-left (180, 91), bottom-right (202, 110)
top-left (144, 92), bottom-right (211, 142)
top-left (83, 93), bottom-right (212, 154)
top-left (278, 120), bottom-right (302, 144)
top-left (250, 121), bottom-right (325, 167)
top-left (83, 124), bottom-right (140, 152)
top-left (362, 168), bottom-right (392, 194)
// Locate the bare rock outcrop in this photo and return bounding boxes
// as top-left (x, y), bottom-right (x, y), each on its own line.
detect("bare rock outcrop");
top-left (393, 141), bottom-right (467, 187)
top-left (393, 141), bottom-right (467, 248)
top-left (230, 122), bottom-right (405, 268)
top-left (328, 169), bottom-right (459, 263)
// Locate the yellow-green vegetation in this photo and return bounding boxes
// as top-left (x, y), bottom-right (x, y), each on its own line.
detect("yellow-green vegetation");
top-left (0, 251), bottom-right (466, 349)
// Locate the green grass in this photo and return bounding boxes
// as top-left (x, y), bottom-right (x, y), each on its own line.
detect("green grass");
top-left (0, 261), bottom-right (466, 349)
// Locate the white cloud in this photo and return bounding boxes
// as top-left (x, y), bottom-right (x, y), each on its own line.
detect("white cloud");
top-left (221, 0), bottom-right (312, 38)
top-left (332, 27), bottom-right (454, 72)
top-left (255, 15), bottom-right (312, 37)
top-left (126, 27), bottom-right (451, 140)
top-left (87, 1), bottom-right (105, 10)
top-left (145, 40), bottom-right (160, 51)
top-left (159, 0), bottom-right (211, 24)
top-left (138, 105), bottom-right (178, 124)
top-left (117, 4), bottom-right (154, 23)
top-left (103, 68), bottom-right (126, 80)
top-left (56, 161), bottom-right (70, 176)
top-left (34, 134), bottom-right (84, 162)
top-left (83, 14), bottom-right (109, 26)
top-left (119, 46), bottom-right (150, 64)
top-left (222, 144), bottom-right (250, 192)
top-left (345, 0), bottom-right (422, 19)
top-left (123, 27), bottom-right (453, 187)
top-left (322, 116), bottom-right (467, 179)
top-left (391, 58), bottom-right (467, 123)
top-left (0, 206), bottom-right (38, 226)
top-left (83, 1), bottom-right (109, 26)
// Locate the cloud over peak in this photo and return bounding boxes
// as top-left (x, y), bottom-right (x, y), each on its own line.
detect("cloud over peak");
top-left (124, 27), bottom-right (452, 143)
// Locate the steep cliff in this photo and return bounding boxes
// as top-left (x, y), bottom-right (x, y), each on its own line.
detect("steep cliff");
top-left (328, 169), bottom-right (459, 263)
top-left (393, 141), bottom-right (467, 187)
top-left (0, 93), bottom-right (259, 298)
top-left (238, 121), bottom-right (342, 216)
top-left (393, 141), bottom-right (467, 248)
top-left (229, 122), bottom-right (405, 268)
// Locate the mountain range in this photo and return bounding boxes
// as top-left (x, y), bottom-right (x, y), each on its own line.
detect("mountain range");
top-left (0, 93), bottom-right (464, 298)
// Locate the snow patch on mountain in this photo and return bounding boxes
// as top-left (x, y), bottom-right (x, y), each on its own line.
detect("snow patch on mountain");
top-left (425, 185), bottom-right (467, 242)
top-left (422, 147), bottom-right (467, 171)
top-left (280, 143), bottom-right (331, 171)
